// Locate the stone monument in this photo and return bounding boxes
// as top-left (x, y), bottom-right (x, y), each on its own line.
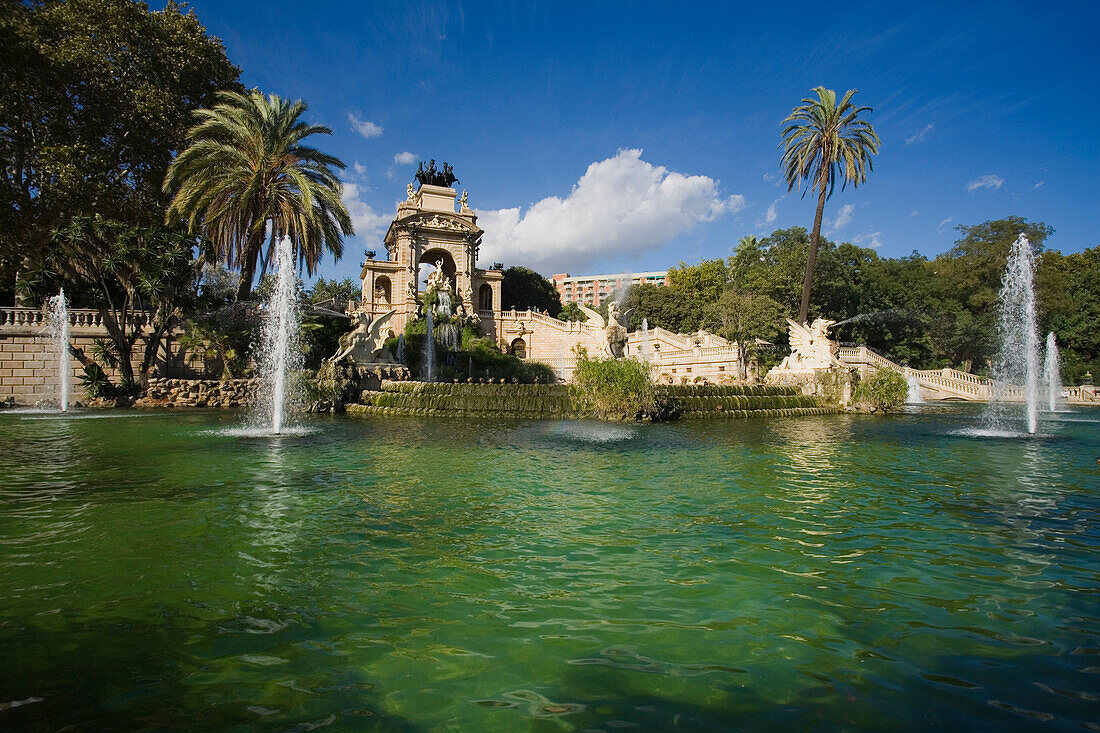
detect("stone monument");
top-left (578, 301), bottom-right (634, 359)
top-left (767, 318), bottom-right (843, 379)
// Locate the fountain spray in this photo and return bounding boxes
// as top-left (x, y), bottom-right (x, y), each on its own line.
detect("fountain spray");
top-left (989, 234), bottom-right (1040, 434)
top-left (1044, 332), bottom-right (1064, 412)
top-left (259, 236), bottom-right (300, 434)
top-left (421, 310), bottom-right (435, 382)
top-left (47, 289), bottom-right (70, 411)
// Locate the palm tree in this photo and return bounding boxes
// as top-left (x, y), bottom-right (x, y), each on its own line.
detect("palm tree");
top-left (164, 90), bottom-right (353, 300)
top-left (780, 87), bottom-right (879, 323)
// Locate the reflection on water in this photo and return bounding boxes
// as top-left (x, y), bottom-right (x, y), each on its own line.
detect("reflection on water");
top-left (0, 406), bottom-right (1097, 731)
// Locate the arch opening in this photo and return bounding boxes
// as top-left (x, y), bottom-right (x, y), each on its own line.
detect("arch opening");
top-left (510, 337), bottom-right (527, 359)
top-left (417, 249), bottom-right (457, 292)
top-left (374, 276), bottom-right (392, 305)
top-left (478, 283), bottom-right (493, 311)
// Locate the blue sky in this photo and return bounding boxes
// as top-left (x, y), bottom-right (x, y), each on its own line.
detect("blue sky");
top-left (176, 0), bottom-right (1099, 282)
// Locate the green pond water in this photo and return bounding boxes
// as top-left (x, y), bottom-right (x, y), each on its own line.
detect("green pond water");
top-left (0, 405), bottom-right (1097, 731)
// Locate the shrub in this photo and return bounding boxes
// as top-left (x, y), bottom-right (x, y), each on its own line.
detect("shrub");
top-left (854, 368), bottom-right (908, 412)
top-left (570, 348), bottom-right (656, 420)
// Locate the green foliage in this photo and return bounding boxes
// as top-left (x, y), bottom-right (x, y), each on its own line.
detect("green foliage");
top-left (854, 369), bottom-right (908, 412)
top-left (557, 301), bottom-right (588, 322)
top-left (570, 348), bottom-right (657, 420)
top-left (178, 302), bottom-right (258, 379)
top-left (621, 283), bottom-right (701, 333)
top-left (666, 258), bottom-right (729, 301)
top-left (309, 277), bottom-right (358, 305)
top-left (501, 266), bottom-right (562, 315)
top-left (25, 216), bottom-right (203, 386)
top-left (78, 362), bottom-right (111, 399)
top-left (1036, 245), bottom-right (1100, 383)
top-left (164, 90), bottom-right (353, 300)
top-left (712, 289), bottom-right (786, 345)
top-left (0, 0), bottom-right (240, 294)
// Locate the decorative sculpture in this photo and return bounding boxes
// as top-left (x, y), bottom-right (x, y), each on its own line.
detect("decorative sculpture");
top-left (331, 308), bottom-right (398, 365)
top-left (578, 301), bottom-right (634, 359)
top-left (406, 183), bottom-right (415, 200)
top-left (775, 318), bottom-right (842, 371)
top-left (459, 190), bottom-right (470, 211)
top-left (425, 259), bottom-right (451, 293)
top-left (415, 159), bottom-right (459, 188)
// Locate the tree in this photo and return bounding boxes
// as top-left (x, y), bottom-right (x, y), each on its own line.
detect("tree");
top-left (621, 283), bottom-right (699, 333)
top-left (1036, 245), bottom-right (1099, 383)
top-left (164, 90), bottom-right (353, 300)
top-left (712, 289), bottom-right (786, 346)
top-left (929, 217), bottom-right (1052, 371)
top-left (0, 0), bottom-right (240, 300)
top-left (557, 301), bottom-right (588, 322)
top-left (309, 277), bottom-right (359, 306)
top-left (26, 216), bottom-right (205, 390)
top-left (666, 258), bottom-right (728, 301)
top-left (501, 266), bottom-right (562, 315)
top-left (780, 87), bottom-right (879, 323)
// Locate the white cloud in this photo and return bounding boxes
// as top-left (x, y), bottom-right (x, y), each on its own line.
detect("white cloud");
top-left (1033, 180), bottom-right (1045, 189)
top-left (905, 123), bottom-right (935, 145)
top-left (341, 182), bottom-right (389, 242)
top-left (762, 172), bottom-right (781, 187)
top-left (347, 112), bottom-right (383, 139)
top-left (475, 149), bottom-right (742, 273)
top-left (393, 151), bottom-right (417, 165)
top-left (937, 217), bottom-right (953, 233)
top-left (833, 203), bottom-right (855, 229)
top-left (965, 174), bottom-right (1004, 193)
top-left (754, 197), bottom-right (782, 230)
top-left (910, 210), bottom-right (919, 216)
top-left (352, 162), bottom-right (368, 179)
top-left (854, 231), bottom-right (883, 248)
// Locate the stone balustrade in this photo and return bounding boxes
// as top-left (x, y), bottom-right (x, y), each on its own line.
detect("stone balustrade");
top-left (0, 306), bottom-right (152, 332)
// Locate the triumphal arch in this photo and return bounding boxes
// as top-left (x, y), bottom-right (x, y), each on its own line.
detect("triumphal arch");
top-left (358, 162), bottom-right (503, 336)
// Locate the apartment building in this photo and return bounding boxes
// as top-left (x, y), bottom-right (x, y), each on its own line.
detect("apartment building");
top-left (551, 271), bottom-right (668, 307)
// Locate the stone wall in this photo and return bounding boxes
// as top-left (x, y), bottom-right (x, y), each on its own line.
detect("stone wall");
top-left (134, 378), bottom-right (258, 408)
top-left (0, 333), bottom-right (87, 405)
top-left (0, 306), bottom-right (210, 406)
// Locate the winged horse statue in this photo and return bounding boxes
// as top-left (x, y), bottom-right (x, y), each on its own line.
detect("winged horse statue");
top-left (331, 307), bottom-right (398, 364)
top-left (776, 318), bottom-right (842, 371)
top-left (578, 301), bottom-right (634, 359)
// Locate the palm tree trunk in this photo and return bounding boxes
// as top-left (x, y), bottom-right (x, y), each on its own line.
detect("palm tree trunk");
top-left (798, 168), bottom-right (830, 323)
top-left (235, 229), bottom-right (266, 301)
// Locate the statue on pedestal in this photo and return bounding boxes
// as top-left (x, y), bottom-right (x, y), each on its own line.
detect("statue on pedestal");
top-left (330, 308), bottom-right (398, 365)
top-left (578, 301), bottom-right (634, 359)
top-left (772, 318), bottom-right (842, 374)
top-left (415, 160), bottom-right (459, 188)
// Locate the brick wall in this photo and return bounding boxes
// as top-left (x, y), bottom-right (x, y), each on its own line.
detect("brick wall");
top-left (0, 307), bottom-right (213, 406)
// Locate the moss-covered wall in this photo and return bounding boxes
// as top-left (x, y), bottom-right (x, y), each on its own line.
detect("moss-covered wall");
top-left (346, 382), bottom-right (835, 420)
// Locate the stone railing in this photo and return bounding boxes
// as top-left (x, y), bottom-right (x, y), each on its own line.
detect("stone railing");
top-left (916, 371), bottom-right (988, 399)
top-left (839, 345), bottom-right (992, 400)
top-left (0, 306), bottom-right (152, 332)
